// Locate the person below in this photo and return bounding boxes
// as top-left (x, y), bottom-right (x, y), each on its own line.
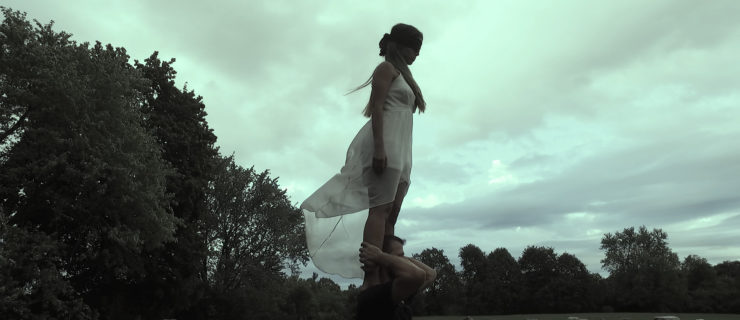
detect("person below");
top-left (357, 235), bottom-right (436, 319)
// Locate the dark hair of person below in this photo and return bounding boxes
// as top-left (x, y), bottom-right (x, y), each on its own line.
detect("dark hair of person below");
top-left (385, 234), bottom-right (406, 246)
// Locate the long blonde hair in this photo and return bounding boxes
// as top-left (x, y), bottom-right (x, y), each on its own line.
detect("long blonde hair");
top-left (349, 26), bottom-right (426, 117)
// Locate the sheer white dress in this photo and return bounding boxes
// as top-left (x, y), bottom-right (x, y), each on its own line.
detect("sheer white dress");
top-left (301, 73), bottom-right (415, 278)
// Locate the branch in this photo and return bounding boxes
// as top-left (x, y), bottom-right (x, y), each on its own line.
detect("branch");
top-left (0, 106), bottom-right (31, 144)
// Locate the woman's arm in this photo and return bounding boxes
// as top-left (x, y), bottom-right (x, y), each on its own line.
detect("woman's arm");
top-left (368, 62), bottom-right (397, 174)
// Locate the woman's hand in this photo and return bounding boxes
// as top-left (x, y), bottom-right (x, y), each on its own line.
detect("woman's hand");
top-left (373, 148), bottom-right (387, 175)
top-left (372, 155), bottom-right (387, 175)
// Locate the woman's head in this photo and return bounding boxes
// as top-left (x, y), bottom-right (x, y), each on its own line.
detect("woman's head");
top-left (379, 23), bottom-right (423, 65)
top-left (378, 23), bottom-right (426, 113)
top-left (350, 23), bottom-right (427, 115)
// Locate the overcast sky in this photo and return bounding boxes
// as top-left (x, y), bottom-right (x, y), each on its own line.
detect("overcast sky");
top-left (6, 0), bottom-right (739, 288)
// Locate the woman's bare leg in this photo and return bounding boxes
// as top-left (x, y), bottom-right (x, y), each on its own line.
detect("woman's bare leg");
top-left (386, 181), bottom-right (409, 237)
top-left (361, 181), bottom-right (409, 289)
top-left (361, 202), bottom-right (392, 289)
top-left (363, 203), bottom-right (392, 250)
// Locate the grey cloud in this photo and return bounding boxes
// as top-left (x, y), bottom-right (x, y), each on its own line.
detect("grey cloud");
top-left (427, 0), bottom-right (740, 146)
top-left (404, 130), bottom-right (740, 235)
top-left (674, 232), bottom-right (740, 250)
top-left (130, 1), bottom-right (474, 90)
top-left (534, 238), bottom-right (602, 254)
top-left (510, 153), bottom-right (555, 169)
top-left (556, 1), bottom-right (739, 72)
top-left (412, 157), bottom-right (475, 185)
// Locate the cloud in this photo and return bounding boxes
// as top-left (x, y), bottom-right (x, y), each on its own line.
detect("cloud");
top-left (393, 128), bottom-right (740, 274)
top-left (417, 0), bottom-right (740, 146)
top-left (415, 130), bottom-right (739, 222)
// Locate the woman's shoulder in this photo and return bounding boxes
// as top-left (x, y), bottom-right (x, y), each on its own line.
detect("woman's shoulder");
top-left (373, 61), bottom-right (401, 79)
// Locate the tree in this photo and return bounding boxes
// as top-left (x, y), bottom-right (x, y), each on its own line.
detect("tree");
top-left (459, 244), bottom-right (488, 314)
top-left (551, 252), bottom-right (594, 312)
top-left (485, 248), bottom-right (522, 314)
top-left (413, 248), bottom-right (463, 315)
top-left (518, 246), bottom-right (558, 312)
top-left (135, 52), bottom-right (218, 227)
top-left (286, 277), bottom-right (316, 319)
top-left (127, 52), bottom-right (220, 319)
top-left (280, 274), bottom-right (352, 320)
top-left (713, 261), bottom-right (740, 312)
top-left (312, 275), bottom-right (348, 320)
top-left (344, 284), bottom-right (361, 320)
top-left (0, 8), bottom-right (39, 157)
top-left (600, 226), bottom-right (684, 311)
top-left (681, 255), bottom-right (717, 312)
top-left (202, 155), bottom-right (308, 319)
top-left (0, 211), bottom-right (97, 319)
top-left (1, 8), bottom-right (177, 319)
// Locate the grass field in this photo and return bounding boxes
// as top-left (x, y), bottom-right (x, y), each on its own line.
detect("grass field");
top-left (417, 313), bottom-right (740, 320)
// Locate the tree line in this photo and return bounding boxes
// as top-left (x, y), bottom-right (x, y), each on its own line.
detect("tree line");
top-left (407, 226), bottom-right (740, 316)
top-left (1, 8), bottom-right (738, 319)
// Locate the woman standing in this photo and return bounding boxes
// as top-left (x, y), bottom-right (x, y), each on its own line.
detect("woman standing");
top-left (301, 23), bottom-right (425, 287)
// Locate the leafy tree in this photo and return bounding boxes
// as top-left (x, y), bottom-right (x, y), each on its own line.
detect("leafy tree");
top-left (485, 248), bottom-right (522, 314)
top-left (0, 211), bottom-right (97, 319)
top-left (713, 261), bottom-right (740, 312)
top-left (413, 247), bottom-right (463, 315)
top-left (202, 154), bottom-right (308, 319)
top-left (681, 255), bottom-right (717, 312)
top-left (286, 277), bottom-right (317, 319)
top-left (1, 8), bottom-right (177, 319)
top-left (551, 252), bottom-right (594, 312)
top-left (311, 274), bottom-right (349, 320)
top-left (135, 52), bottom-right (218, 226)
top-left (0, 8), bottom-right (39, 158)
top-left (2, 7), bottom-right (330, 319)
top-left (201, 270), bottom-right (291, 320)
top-left (344, 284), bottom-right (361, 319)
top-left (589, 273), bottom-right (610, 312)
top-left (127, 52), bottom-right (219, 319)
top-left (600, 226), bottom-right (684, 311)
top-left (459, 244), bottom-right (488, 314)
top-left (518, 246), bottom-right (558, 312)
top-left (279, 274), bottom-right (353, 320)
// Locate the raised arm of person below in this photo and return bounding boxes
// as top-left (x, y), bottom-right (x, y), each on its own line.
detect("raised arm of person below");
top-left (359, 242), bottom-right (425, 304)
top-left (406, 257), bottom-right (437, 291)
